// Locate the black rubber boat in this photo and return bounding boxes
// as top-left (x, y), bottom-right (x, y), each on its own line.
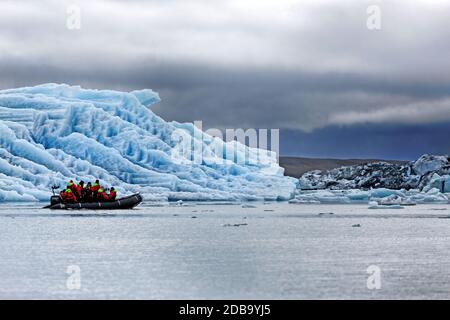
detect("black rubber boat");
top-left (45, 193), bottom-right (143, 210)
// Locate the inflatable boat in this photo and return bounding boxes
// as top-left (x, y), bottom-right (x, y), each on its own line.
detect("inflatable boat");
top-left (45, 193), bottom-right (143, 210)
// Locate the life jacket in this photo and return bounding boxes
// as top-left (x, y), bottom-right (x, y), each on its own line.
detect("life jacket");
top-left (91, 183), bottom-right (100, 193)
top-left (62, 188), bottom-right (77, 203)
top-left (76, 183), bottom-right (84, 198)
top-left (108, 191), bottom-right (117, 201)
top-left (98, 188), bottom-right (109, 201)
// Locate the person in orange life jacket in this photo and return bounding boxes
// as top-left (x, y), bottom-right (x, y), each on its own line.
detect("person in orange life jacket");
top-left (90, 180), bottom-right (101, 200)
top-left (91, 180), bottom-right (101, 192)
top-left (108, 187), bottom-right (117, 201)
top-left (75, 180), bottom-right (85, 200)
top-left (60, 185), bottom-right (78, 203)
top-left (97, 187), bottom-right (109, 202)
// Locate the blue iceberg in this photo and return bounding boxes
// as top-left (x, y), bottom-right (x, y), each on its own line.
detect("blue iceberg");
top-left (0, 84), bottom-right (296, 202)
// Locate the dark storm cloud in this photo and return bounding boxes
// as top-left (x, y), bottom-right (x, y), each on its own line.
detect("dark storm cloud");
top-left (2, 57), bottom-right (449, 131)
top-left (281, 123), bottom-right (450, 160)
top-left (1, 0), bottom-right (450, 158)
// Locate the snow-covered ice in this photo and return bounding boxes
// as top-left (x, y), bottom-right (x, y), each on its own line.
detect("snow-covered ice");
top-left (0, 84), bottom-right (296, 202)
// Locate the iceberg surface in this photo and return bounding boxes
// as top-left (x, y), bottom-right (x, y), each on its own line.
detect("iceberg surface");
top-left (298, 154), bottom-right (450, 193)
top-left (294, 154), bottom-right (450, 205)
top-left (0, 84), bottom-right (296, 202)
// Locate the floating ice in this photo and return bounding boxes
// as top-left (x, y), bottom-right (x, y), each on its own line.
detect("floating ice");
top-left (0, 84), bottom-right (296, 202)
top-left (413, 155), bottom-right (449, 176)
top-left (368, 201), bottom-right (404, 209)
top-left (292, 188), bottom-right (448, 205)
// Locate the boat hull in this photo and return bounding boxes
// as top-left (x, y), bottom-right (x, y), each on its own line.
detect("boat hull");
top-left (47, 193), bottom-right (143, 210)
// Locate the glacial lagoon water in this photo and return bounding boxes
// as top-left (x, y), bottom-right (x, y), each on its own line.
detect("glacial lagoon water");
top-left (1, 202), bottom-right (450, 299)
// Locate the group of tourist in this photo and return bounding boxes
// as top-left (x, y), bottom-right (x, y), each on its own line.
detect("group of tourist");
top-left (60, 180), bottom-right (117, 203)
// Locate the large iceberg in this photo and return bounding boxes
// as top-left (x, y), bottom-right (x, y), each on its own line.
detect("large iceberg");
top-left (0, 84), bottom-right (297, 202)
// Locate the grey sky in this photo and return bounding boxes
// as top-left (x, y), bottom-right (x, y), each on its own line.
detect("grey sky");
top-left (1, 0), bottom-right (450, 158)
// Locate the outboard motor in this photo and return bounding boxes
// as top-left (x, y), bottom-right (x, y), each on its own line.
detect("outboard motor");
top-left (50, 196), bottom-right (61, 206)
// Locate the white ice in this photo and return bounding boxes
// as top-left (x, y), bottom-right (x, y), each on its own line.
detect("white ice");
top-left (292, 188), bottom-right (449, 205)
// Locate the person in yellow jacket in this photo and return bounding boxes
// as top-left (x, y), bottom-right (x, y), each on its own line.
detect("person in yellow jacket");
top-left (60, 185), bottom-right (78, 203)
top-left (97, 187), bottom-right (109, 202)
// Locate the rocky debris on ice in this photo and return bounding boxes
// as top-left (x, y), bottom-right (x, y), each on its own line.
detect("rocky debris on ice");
top-left (293, 154), bottom-right (450, 205)
top-left (299, 154), bottom-right (450, 192)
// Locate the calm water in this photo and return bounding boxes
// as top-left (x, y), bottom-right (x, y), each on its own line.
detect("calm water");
top-left (1, 202), bottom-right (450, 299)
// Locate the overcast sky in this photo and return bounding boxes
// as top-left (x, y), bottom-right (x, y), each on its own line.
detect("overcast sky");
top-left (1, 0), bottom-right (450, 159)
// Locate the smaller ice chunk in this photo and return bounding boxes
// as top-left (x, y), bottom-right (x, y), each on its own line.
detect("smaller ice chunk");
top-left (293, 190), bottom-right (351, 204)
top-left (368, 201), bottom-right (404, 209)
top-left (369, 188), bottom-right (405, 199)
top-left (413, 154), bottom-right (449, 175)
